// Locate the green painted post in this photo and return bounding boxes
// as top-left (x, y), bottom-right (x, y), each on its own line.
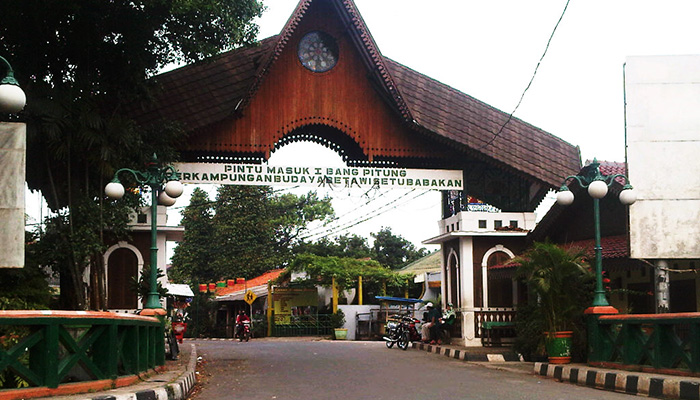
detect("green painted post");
top-left (587, 314), bottom-right (602, 362)
top-left (44, 323), bottom-right (60, 388)
top-left (146, 188), bottom-right (160, 309)
top-left (622, 323), bottom-right (644, 365)
top-left (657, 323), bottom-right (675, 369)
top-left (591, 198), bottom-right (609, 307)
top-left (139, 326), bottom-right (147, 372)
top-left (587, 314), bottom-right (616, 363)
top-left (108, 323), bottom-right (118, 378)
top-left (691, 322), bottom-right (700, 372)
top-left (156, 319), bottom-right (165, 366)
top-left (651, 322), bottom-right (662, 370)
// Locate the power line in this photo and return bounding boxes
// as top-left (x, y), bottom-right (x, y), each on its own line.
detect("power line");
top-left (302, 187), bottom-right (391, 232)
top-left (302, 190), bottom-right (431, 241)
top-left (480, 0), bottom-right (571, 150)
top-left (302, 189), bottom-right (417, 238)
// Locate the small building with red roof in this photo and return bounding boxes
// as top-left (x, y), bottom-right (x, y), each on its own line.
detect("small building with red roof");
top-left (212, 269), bottom-right (285, 337)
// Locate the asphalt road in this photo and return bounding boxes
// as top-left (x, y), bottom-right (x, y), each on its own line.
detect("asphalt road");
top-left (191, 338), bottom-right (633, 400)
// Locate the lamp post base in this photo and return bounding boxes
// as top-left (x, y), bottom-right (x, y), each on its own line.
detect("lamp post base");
top-left (584, 306), bottom-right (618, 315)
top-left (140, 308), bottom-right (167, 317)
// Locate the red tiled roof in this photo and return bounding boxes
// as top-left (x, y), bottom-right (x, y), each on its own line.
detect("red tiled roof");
top-left (489, 261), bottom-right (519, 270)
top-left (588, 160), bottom-right (627, 176)
top-left (563, 235), bottom-right (629, 259)
top-left (215, 269), bottom-right (285, 297)
top-left (387, 59), bottom-right (581, 186)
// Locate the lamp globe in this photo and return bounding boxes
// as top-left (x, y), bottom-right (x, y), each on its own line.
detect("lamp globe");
top-left (588, 180), bottom-right (609, 199)
top-left (556, 190), bottom-right (575, 206)
top-left (105, 182), bottom-right (125, 200)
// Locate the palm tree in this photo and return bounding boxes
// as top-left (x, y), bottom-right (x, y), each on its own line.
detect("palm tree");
top-left (514, 241), bottom-right (593, 334)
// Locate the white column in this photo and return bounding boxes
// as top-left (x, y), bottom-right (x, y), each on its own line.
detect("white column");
top-left (460, 237), bottom-right (480, 346)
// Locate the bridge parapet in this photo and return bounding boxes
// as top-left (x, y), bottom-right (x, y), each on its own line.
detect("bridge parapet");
top-left (0, 310), bottom-right (164, 395)
top-left (590, 312), bottom-right (700, 376)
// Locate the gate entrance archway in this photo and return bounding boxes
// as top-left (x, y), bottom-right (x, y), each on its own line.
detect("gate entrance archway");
top-left (129, 0), bottom-right (582, 345)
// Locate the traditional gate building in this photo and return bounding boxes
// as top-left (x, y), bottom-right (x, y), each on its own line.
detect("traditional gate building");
top-left (122, 0), bottom-right (582, 344)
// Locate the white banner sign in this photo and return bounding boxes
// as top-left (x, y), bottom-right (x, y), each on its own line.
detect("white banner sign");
top-left (174, 163), bottom-right (463, 190)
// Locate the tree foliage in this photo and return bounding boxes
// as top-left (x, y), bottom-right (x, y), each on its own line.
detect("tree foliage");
top-left (170, 186), bottom-right (334, 284)
top-left (0, 232), bottom-right (53, 311)
top-left (296, 234), bottom-right (371, 259)
top-left (280, 253), bottom-right (413, 298)
top-left (371, 227), bottom-right (428, 269)
top-left (169, 188), bottom-right (215, 283)
top-left (0, 1), bottom-right (263, 309)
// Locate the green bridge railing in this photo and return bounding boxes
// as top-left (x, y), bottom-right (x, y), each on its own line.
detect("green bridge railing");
top-left (588, 312), bottom-right (700, 375)
top-left (0, 310), bottom-right (164, 391)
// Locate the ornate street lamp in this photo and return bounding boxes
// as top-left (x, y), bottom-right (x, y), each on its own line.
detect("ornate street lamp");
top-left (105, 154), bottom-right (183, 309)
top-left (0, 56), bottom-right (26, 114)
top-left (556, 159), bottom-right (636, 308)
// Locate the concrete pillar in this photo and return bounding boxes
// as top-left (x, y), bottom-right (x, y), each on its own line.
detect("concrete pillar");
top-left (655, 260), bottom-right (670, 313)
top-left (0, 122), bottom-right (25, 268)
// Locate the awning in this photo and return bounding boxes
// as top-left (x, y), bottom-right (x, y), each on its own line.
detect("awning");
top-left (374, 296), bottom-right (424, 303)
top-left (165, 284), bottom-right (195, 298)
top-left (216, 285), bottom-right (269, 302)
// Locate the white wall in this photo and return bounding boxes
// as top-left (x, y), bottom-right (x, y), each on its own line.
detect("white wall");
top-left (626, 55), bottom-right (700, 259)
top-left (338, 305), bottom-right (379, 340)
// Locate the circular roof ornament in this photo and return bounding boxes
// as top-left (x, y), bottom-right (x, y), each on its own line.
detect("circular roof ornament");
top-left (298, 31), bottom-right (339, 73)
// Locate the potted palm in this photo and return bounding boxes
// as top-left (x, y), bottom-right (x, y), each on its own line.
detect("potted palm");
top-left (513, 241), bottom-right (593, 364)
top-left (331, 309), bottom-right (347, 340)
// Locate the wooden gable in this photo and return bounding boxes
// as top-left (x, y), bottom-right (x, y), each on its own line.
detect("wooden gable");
top-left (185, 0), bottom-right (441, 162)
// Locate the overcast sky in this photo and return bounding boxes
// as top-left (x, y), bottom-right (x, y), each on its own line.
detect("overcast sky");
top-left (26, 0), bottom-right (700, 253)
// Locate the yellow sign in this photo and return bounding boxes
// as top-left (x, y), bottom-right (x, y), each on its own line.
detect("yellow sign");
top-left (244, 290), bottom-right (257, 305)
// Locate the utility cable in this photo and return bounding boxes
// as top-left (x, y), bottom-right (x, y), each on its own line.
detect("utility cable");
top-left (480, 0), bottom-right (571, 149)
top-left (302, 189), bottom-right (418, 238)
top-left (302, 190), bottom-right (430, 241)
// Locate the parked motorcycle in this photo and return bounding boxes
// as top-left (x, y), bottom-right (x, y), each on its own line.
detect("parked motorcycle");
top-left (383, 314), bottom-right (421, 350)
top-left (235, 321), bottom-right (251, 342)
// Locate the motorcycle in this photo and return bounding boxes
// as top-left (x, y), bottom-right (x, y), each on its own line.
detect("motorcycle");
top-left (383, 314), bottom-right (421, 350)
top-left (235, 321), bottom-right (251, 342)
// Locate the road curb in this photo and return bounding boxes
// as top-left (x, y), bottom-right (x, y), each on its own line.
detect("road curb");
top-left (77, 345), bottom-right (197, 400)
top-left (534, 362), bottom-right (700, 400)
top-left (411, 342), bottom-right (520, 362)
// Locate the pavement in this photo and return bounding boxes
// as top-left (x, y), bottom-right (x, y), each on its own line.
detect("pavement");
top-left (26, 337), bottom-right (700, 400)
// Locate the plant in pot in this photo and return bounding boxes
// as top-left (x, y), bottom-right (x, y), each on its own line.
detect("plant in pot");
top-left (513, 241), bottom-right (593, 364)
top-left (331, 308), bottom-right (346, 339)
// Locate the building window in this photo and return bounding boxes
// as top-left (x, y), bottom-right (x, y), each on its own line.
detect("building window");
top-left (494, 220), bottom-right (502, 229)
top-left (509, 220), bottom-right (518, 228)
top-left (137, 213), bottom-right (147, 224)
top-left (456, 222), bottom-right (460, 231)
top-left (478, 220), bottom-right (487, 229)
